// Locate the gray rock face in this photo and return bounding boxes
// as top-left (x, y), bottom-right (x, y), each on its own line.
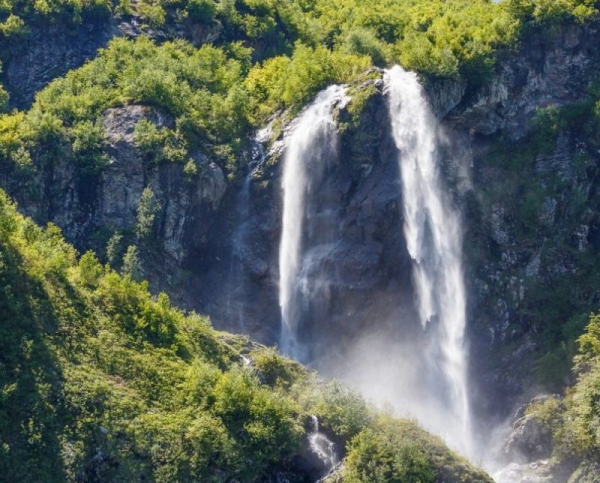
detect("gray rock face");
top-left (1, 104), bottom-right (227, 303)
top-left (100, 106), bottom-right (226, 265)
top-left (3, 20), bottom-right (118, 109)
top-left (442, 23), bottom-right (597, 139)
top-left (189, 79), bottom-right (415, 349)
top-left (503, 413), bottom-right (553, 463)
top-left (424, 23), bottom-right (600, 416)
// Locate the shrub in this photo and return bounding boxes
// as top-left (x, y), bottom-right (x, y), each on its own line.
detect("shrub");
top-left (70, 120), bottom-right (108, 174)
top-left (213, 368), bottom-right (303, 477)
top-left (78, 250), bottom-right (103, 287)
top-left (345, 422), bottom-right (436, 483)
top-left (342, 27), bottom-right (387, 67)
top-left (135, 187), bottom-right (160, 240)
top-left (121, 244), bottom-right (141, 280)
top-left (312, 380), bottom-right (372, 440)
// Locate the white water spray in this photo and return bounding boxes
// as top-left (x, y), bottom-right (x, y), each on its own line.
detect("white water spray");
top-left (386, 65), bottom-right (473, 455)
top-left (308, 415), bottom-right (338, 474)
top-left (279, 85), bottom-right (345, 360)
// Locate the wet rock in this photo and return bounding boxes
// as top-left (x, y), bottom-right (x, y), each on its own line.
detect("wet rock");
top-left (503, 413), bottom-right (553, 463)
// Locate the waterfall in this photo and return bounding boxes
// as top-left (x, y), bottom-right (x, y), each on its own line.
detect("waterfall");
top-left (279, 85), bottom-right (345, 361)
top-left (277, 74), bottom-right (473, 457)
top-left (307, 415), bottom-right (338, 476)
top-left (226, 131), bottom-right (268, 331)
top-left (385, 65), bottom-right (473, 455)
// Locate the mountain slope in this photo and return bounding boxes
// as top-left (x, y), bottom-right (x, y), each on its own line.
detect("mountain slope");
top-left (0, 190), bottom-right (491, 482)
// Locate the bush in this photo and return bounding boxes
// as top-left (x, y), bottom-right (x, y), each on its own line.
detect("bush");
top-left (345, 417), bottom-right (492, 483)
top-left (121, 245), bottom-right (141, 280)
top-left (251, 346), bottom-right (306, 389)
top-left (345, 422), bottom-right (436, 483)
top-left (70, 120), bottom-right (108, 174)
top-left (342, 28), bottom-right (386, 67)
top-left (135, 187), bottom-right (160, 240)
top-left (213, 368), bottom-right (303, 477)
top-left (312, 380), bottom-right (372, 440)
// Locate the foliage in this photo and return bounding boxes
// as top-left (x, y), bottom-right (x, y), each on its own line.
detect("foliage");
top-left (121, 244), bottom-right (141, 280)
top-left (250, 346), bottom-right (307, 389)
top-left (133, 118), bottom-right (187, 166)
top-left (345, 421), bottom-right (436, 483)
top-left (311, 380), bottom-right (373, 441)
top-left (0, 36), bottom-right (253, 175)
top-left (0, 0), bottom-right (597, 182)
top-left (524, 313), bottom-right (600, 463)
top-left (245, 43), bottom-right (371, 120)
top-left (105, 231), bottom-right (123, 267)
top-left (0, 189), bottom-right (295, 481)
top-left (135, 186), bottom-right (160, 240)
top-left (0, 0), bottom-right (115, 33)
top-left (70, 119), bottom-right (108, 174)
top-left (505, 0), bottom-right (599, 27)
top-left (344, 417), bottom-right (491, 483)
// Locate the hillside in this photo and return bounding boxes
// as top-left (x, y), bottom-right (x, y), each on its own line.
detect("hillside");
top-left (0, 191), bottom-right (492, 482)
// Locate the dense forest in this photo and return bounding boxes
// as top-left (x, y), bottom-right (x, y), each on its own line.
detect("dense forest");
top-left (1, 0), bottom-right (600, 482)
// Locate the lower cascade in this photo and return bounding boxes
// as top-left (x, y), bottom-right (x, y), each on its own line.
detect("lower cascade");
top-left (385, 65), bottom-right (473, 456)
top-left (307, 415), bottom-right (338, 477)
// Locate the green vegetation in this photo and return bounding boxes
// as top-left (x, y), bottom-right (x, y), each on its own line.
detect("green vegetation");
top-left (524, 313), bottom-right (600, 469)
top-left (0, 0), bottom-right (117, 30)
top-left (0, 37), bottom-right (254, 175)
top-left (0, 0), bottom-right (598, 479)
top-left (0, 190), bottom-right (490, 482)
top-left (0, 188), bottom-right (299, 481)
top-left (0, 34), bottom-right (369, 177)
top-left (344, 418), bottom-right (491, 483)
top-left (0, 0), bottom-right (596, 179)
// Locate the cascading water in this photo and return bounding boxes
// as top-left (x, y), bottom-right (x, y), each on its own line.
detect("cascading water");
top-left (307, 415), bottom-right (338, 476)
top-left (385, 65), bottom-right (473, 455)
top-left (279, 85), bottom-right (345, 361)
top-left (226, 131), bottom-right (268, 331)
top-left (277, 74), bottom-right (473, 459)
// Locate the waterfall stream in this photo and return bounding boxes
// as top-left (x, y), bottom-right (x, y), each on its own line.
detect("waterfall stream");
top-left (226, 131), bottom-right (268, 332)
top-left (307, 415), bottom-right (338, 475)
top-left (385, 65), bottom-right (473, 455)
top-left (279, 85), bottom-right (345, 361)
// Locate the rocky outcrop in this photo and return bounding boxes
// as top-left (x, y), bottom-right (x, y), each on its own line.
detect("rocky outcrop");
top-left (493, 395), bottom-right (590, 483)
top-left (1, 104), bottom-right (227, 303)
top-left (3, 19), bottom-right (119, 109)
top-left (443, 23), bottom-right (600, 415)
top-left (503, 397), bottom-right (556, 463)
top-left (188, 77), bottom-right (415, 348)
top-left (1, 13), bottom-right (222, 110)
top-left (100, 105), bottom-right (227, 266)
top-left (438, 23), bottom-right (599, 139)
